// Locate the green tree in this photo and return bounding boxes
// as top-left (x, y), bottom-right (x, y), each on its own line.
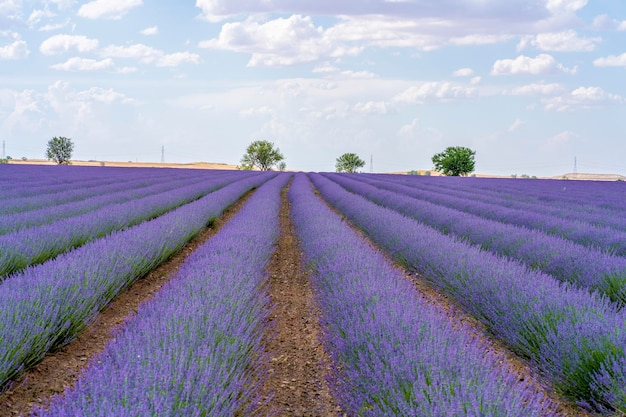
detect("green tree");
top-left (431, 146), bottom-right (476, 176)
top-left (46, 136), bottom-right (74, 165)
top-left (335, 152), bottom-right (365, 173)
top-left (239, 140), bottom-right (284, 171)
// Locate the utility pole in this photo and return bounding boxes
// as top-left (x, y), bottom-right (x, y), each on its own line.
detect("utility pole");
top-left (370, 154), bottom-right (373, 173)
top-left (161, 146), bottom-right (165, 163)
top-left (2, 140), bottom-right (5, 159)
top-left (573, 156), bottom-right (578, 174)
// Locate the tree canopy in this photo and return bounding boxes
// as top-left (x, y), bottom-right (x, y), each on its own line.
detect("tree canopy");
top-left (239, 140), bottom-right (285, 171)
top-left (46, 136), bottom-right (74, 165)
top-left (335, 153), bottom-right (366, 173)
top-left (431, 146), bottom-right (476, 176)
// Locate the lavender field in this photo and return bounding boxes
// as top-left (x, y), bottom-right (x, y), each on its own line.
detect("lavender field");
top-left (1, 164), bottom-right (625, 416)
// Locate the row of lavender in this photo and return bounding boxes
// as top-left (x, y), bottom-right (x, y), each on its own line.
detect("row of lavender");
top-left (0, 170), bottom-right (257, 277)
top-left (0, 165), bottom-right (206, 213)
top-left (398, 174), bottom-right (626, 214)
top-left (323, 173), bottom-right (626, 304)
top-left (0, 171), bottom-right (234, 234)
top-left (0, 165), bottom-right (149, 199)
top-left (0, 172), bottom-right (274, 390)
top-left (356, 173), bottom-right (626, 255)
top-left (370, 175), bottom-right (626, 236)
top-left (310, 173), bottom-right (626, 413)
top-left (31, 174), bottom-right (290, 416)
top-left (395, 175), bottom-right (626, 229)
top-left (289, 174), bottom-right (555, 416)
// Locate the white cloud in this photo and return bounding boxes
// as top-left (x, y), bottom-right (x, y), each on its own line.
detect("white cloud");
top-left (240, 106), bottom-right (274, 117)
top-left (594, 53), bottom-right (626, 68)
top-left (542, 86), bottom-right (623, 111)
top-left (591, 14), bottom-right (626, 31)
top-left (545, 0), bottom-right (588, 13)
top-left (195, 0), bottom-right (551, 23)
top-left (156, 52), bottom-right (200, 67)
top-left (199, 15), bottom-right (361, 67)
top-left (543, 130), bottom-right (580, 151)
top-left (76, 86), bottom-right (133, 104)
top-left (517, 30), bottom-right (600, 52)
top-left (353, 101), bottom-right (387, 114)
top-left (40, 34), bottom-right (99, 55)
top-left (0, 39), bottom-right (29, 60)
top-left (100, 43), bottom-right (200, 67)
top-left (1, 88), bottom-right (45, 132)
top-left (392, 82), bottom-right (478, 105)
top-left (27, 8), bottom-right (56, 28)
top-left (140, 26), bottom-right (158, 35)
top-left (78, 0), bottom-right (143, 20)
top-left (397, 118), bottom-right (420, 137)
top-left (509, 82), bottom-right (564, 96)
top-left (39, 19), bottom-right (71, 32)
top-left (453, 68), bottom-right (474, 77)
top-left (508, 118), bottom-right (525, 131)
top-left (470, 76), bottom-right (481, 85)
top-left (51, 57), bottom-right (117, 71)
top-left (491, 54), bottom-right (577, 75)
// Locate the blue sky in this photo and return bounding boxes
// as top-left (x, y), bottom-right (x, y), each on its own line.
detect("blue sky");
top-left (1, 0), bottom-right (625, 175)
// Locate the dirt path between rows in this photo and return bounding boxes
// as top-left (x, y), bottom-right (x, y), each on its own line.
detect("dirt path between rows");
top-left (0, 191), bottom-right (255, 417)
top-left (256, 185), bottom-right (342, 416)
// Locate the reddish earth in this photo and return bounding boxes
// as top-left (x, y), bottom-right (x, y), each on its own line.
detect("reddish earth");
top-left (0, 182), bottom-right (591, 416)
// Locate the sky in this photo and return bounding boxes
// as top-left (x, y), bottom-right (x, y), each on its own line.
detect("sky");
top-left (1, 0), bottom-right (625, 176)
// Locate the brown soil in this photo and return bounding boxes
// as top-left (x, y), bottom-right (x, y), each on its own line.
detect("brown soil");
top-left (256, 186), bottom-right (341, 416)
top-left (0, 191), bottom-right (254, 416)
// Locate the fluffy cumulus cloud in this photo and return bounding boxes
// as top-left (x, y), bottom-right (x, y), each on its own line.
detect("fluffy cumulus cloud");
top-left (78, 0), bottom-right (143, 20)
top-left (591, 14), bottom-right (626, 31)
top-left (100, 43), bottom-right (200, 67)
top-left (517, 30), bottom-right (600, 52)
top-left (491, 54), bottom-right (577, 75)
top-left (195, 0), bottom-right (550, 22)
top-left (392, 82), bottom-right (478, 105)
top-left (542, 86), bottom-right (623, 111)
top-left (199, 15), bottom-right (361, 66)
top-left (1, 81), bottom-right (133, 136)
top-left (51, 57), bottom-right (117, 71)
top-left (453, 68), bottom-right (475, 77)
top-left (594, 53), bottom-right (626, 68)
top-left (195, 0), bottom-right (579, 65)
top-left (140, 26), bottom-right (158, 36)
top-left (509, 82), bottom-right (564, 96)
top-left (545, 0), bottom-right (588, 13)
top-left (0, 39), bottom-right (29, 59)
top-left (40, 34), bottom-right (99, 55)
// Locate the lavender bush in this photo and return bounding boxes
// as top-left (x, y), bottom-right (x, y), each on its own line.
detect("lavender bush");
top-left (382, 174), bottom-right (626, 232)
top-left (0, 172), bottom-right (274, 389)
top-left (31, 173), bottom-right (291, 417)
top-left (310, 173), bottom-right (626, 413)
top-left (357, 173), bottom-right (626, 255)
top-left (0, 171), bottom-right (231, 234)
top-left (323, 173), bottom-right (626, 304)
top-left (0, 171), bottom-right (256, 277)
top-left (0, 165), bottom-right (183, 213)
top-left (289, 174), bottom-right (555, 416)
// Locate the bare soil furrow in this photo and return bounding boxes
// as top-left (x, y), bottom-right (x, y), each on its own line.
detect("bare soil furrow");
top-left (256, 185), bottom-right (341, 417)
